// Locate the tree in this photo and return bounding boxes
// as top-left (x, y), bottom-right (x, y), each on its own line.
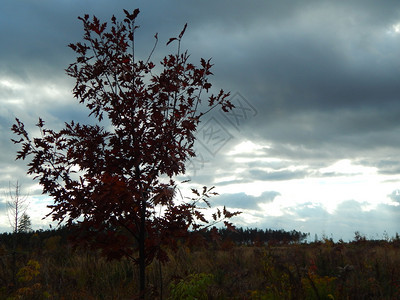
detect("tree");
top-left (6, 181), bottom-right (29, 234)
top-left (12, 9), bottom-right (239, 297)
top-left (18, 213), bottom-right (32, 233)
top-left (5, 181), bottom-right (30, 286)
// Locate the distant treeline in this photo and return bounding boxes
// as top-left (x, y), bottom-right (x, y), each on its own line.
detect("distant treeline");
top-left (213, 227), bottom-right (310, 245)
top-left (0, 226), bottom-right (309, 251)
top-left (0, 227), bottom-right (71, 251)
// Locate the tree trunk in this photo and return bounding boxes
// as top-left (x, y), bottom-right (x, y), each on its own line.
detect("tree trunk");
top-left (138, 196), bottom-right (146, 298)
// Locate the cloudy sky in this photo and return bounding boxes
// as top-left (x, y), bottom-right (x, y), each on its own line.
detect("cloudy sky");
top-left (1, 0), bottom-right (400, 241)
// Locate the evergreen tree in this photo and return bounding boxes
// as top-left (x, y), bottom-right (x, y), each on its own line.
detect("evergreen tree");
top-left (17, 213), bottom-right (32, 233)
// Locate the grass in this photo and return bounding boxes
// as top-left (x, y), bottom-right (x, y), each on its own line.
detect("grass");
top-left (1, 234), bottom-right (400, 299)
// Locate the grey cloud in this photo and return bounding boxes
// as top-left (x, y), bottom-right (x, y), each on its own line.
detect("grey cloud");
top-left (214, 178), bottom-right (249, 187)
top-left (213, 167), bottom-right (309, 186)
top-left (3, 0), bottom-right (400, 238)
top-left (290, 202), bottom-right (331, 220)
top-left (244, 200), bottom-right (400, 242)
top-left (249, 169), bottom-right (308, 181)
top-left (195, 3), bottom-right (400, 172)
top-left (357, 158), bottom-right (400, 176)
top-left (0, 201), bottom-right (6, 213)
top-left (246, 106), bottom-right (400, 168)
top-left (212, 191), bottom-right (280, 210)
top-left (247, 160), bottom-right (292, 170)
top-left (388, 190), bottom-right (400, 203)
top-left (332, 201), bottom-right (400, 239)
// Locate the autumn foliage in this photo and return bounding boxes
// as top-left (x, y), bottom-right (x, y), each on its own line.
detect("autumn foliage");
top-left (11, 9), bottom-right (239, 295)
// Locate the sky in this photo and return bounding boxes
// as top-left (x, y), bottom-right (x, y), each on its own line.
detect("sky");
top-left (1, 0), bottom-right (400, 241)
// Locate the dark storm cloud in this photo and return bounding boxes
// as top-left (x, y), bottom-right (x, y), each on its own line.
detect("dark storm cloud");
top-left (3, 0), bottom-right (400, 146)
top-left (183, 1), bottom-right (400, 174)
top-left (0, 1), bottom-right (182, 77)
top-left (1, 2), bottom-right (78, 77)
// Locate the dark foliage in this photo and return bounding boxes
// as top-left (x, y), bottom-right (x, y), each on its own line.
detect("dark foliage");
top-left (11, 9), bottom-right (239, 296)
top-left (1, 228), bottom-right (400, 299)
top-left (216, 227), bottom-right (310, 245)
top-left (0, 226), bottom-right (309, 250)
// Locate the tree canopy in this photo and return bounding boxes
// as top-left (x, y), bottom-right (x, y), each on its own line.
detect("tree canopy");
top-left (12, 9), bottom-right (239, 296)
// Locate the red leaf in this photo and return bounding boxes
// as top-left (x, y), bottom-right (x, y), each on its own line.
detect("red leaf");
top-left (194, 210), bottom-right (208, 223)
top-left (166, 37), bottom-right (177, 46)
top-left (179, 23), bottom-right (187, 39)
top-left (36, 118), bottom-right (45, 128)
top-left (124, 9), bottom-right (140, 21)
top-left (224, 221), bottom-right (237, 232)
top-left (181, 120), bottom-right (195, 130)
top-left (191, 188), bottom-right (200, 196)
top-left (133, 8), bottom-right (140, 19)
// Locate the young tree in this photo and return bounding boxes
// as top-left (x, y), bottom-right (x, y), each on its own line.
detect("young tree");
top-left (18, 213), bottom-right (32, 233)
top-left (6, 181), bottom-right (29, 234)
top-left (5, 181), bottom-right (29, 286)
top-left (12, 9), bottom-right (239, 297)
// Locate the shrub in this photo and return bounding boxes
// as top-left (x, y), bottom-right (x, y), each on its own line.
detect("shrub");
top-left (168, 273), bottom-right (214, 300)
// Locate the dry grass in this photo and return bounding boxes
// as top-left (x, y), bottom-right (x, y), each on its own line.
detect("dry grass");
top-left (1, 237), bottom-right (400, 299)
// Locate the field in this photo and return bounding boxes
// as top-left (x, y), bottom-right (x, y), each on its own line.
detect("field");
top-left (1, 230), bottom-right (400, 299)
